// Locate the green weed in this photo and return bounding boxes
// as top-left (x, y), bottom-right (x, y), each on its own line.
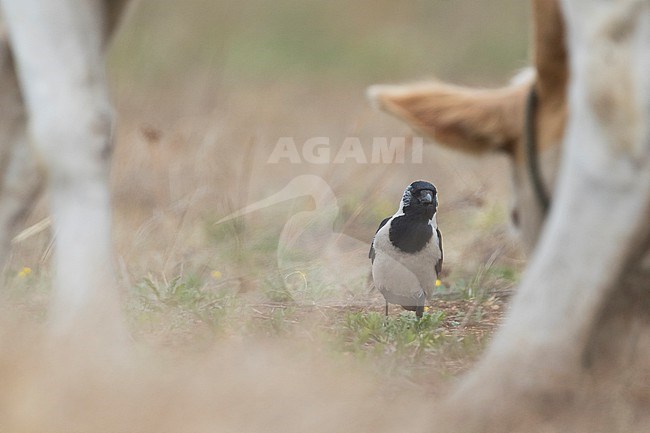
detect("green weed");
top-left (339, 310), bottom-right (446, 361)
top-left (128, 274), bottom-right (240, 340)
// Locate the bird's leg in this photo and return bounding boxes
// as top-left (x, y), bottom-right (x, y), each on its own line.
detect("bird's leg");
top-left (385, 300), bottom-right (388, 317)
top-left (415, 292), bottom-right (425, 318)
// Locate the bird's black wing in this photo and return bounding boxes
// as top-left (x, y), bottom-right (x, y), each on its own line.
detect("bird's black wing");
top-left (369, 217), bottom-right (391, 263)
top-left (435, 228), bottom-right (443, 276)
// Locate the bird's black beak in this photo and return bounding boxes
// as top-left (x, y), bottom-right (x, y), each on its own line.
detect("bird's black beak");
top-left (419, 190), bottom-right (434, 205)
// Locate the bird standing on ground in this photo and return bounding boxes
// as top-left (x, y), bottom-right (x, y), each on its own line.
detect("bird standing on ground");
top-left (369, 181), bottom-right (443, 318)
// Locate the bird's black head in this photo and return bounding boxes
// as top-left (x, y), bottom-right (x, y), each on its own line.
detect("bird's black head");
top-left (400, 180), bottom-right (438, 219)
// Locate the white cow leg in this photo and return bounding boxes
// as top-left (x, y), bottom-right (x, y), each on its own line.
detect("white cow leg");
top-left (0, 124), bottom-right (43, 273)
top-left (0, 36), bottom-right (43, 273)
top-left (0, 35), bottom-right (42, 271)
top-left (1, 0), bottom-right (124, 339)
top-left (436, 0), bottom-right (650, 431)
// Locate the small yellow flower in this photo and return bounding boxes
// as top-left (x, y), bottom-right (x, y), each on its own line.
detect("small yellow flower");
top-left (424, 306), bottom-right (430, 312)
top-left (211, 270), bottom-right (222, 280)
top-left (435, 279), bottom-right (442, 287)
top-left (18, 267), bottom-right (32, 278)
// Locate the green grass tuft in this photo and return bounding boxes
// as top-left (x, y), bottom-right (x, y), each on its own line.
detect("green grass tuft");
top-left (339, 310), bottom-right (446, 361)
